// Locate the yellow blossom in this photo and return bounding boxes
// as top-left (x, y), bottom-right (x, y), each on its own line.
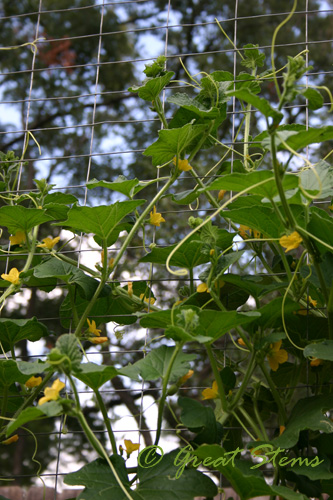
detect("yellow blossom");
top-left (279, 231), bottom-right (302, 253)
top-left (237, 338), bottom-right (246, 347)
top-left (310, 358), bottom-right (323, 367)
top-left (140, 293), bottom-right (156, 308)
top-left (9, 231), bottom-right (26, 246)
top-left (178, 370), bottom-right (194, 386)
top-left (218, 190), bottom-right (227, 201)
top-left (1, 268), bottom-right (21, 285)
top-left (250, 439), bottom-right (263, 456)
top-left (309, 296), bottom-right (317, 307)
top-left (173, 156), bottom-right (192, 171)
top-left (197, 283), bottom-right (209, 293)
top-left (108, 257), bottom-right (115, 269)
top-left (37, 236), bottom-right (60, 249)
top-left (89, 336), bottom-right (109, 344)
top-left (267, 340), bottom-right (288, 371)
top-left (202, 380), bottom-right (219, 400)
top-left (239, 225), bottom-right (261, 239)
top-left (124, 439), bottom-right (140, 456)
top-left (87, 318), bottom-right (101, 337)
top-left (1, 434), bottom-right (19, 445)
top-left (279, 425), bottom-right (286, 436)
top-left (38, 379), bottom-right (65, 405)
top-left (149, 206), bottom-right (165, 227)
top-left (210, 249), bottom-right (215, 256)
top-left (128, 282), bottom-right (133, 297)
top-left (25, 376), bottom-right (42, 389)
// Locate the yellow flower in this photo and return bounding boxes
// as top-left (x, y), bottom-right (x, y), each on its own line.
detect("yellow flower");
top-left (37, 236), bottom-right (60, 249)
top-left (38, 379), bottom-right (65, 405)
top-left (25, 376), bottom-right (42, 389)
top-left (237, 338), bottom-right (246, 347)
top-left (108, 257), bottom-right (115, 269)
top-left (279, 425), bottom-right (286, 436)
top-left (128, 282), bottom-right (133, 297)
top-left (1, 268), bottom-right (21, 285)
top-left (9, 231), bottom-right (26, 246)
top-left (218, 190), bottom-right (227, 201)
top-left (87, 318), bottom-right (101, 337)
top-left (123, 439), bottom-right (140, 456)
top-left (209, 249), bottom-right (215, 256)
top-left (267, 340), bottom-right (288, 371)
top-left (149, 206), bottom-right (165, 227)
top-left (197, 283), bottom-right (209, 293)
top-left (279, 231), bottom-right (302, 253)
top-left (239, 225), bottom-right (261, 239)
top-left (89, 336), bottom-right (109, 344)
top-left (178, 370), bottom-right (194, 386)
top-left (140, 293), bottom-right (156, 306)
top-left (309, 296), bottom-right (317, 307)
top-left (202, 380), bottom-right (219, 400)
top-left (1, 434), bottom-right (19, 445)
top-left (310, 357), bottom-right (323, 367)
top-left (173, 156), bottom-right (192, 171)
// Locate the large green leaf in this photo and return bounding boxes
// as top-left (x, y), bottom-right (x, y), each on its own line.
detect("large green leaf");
top-left (33, 258), bottom-right (108, 300)
top-left (300, 87), bottom-right (324, 110)
top-left (0, 206), bottom-right (52, 233)
top-left (300, 160), bottom-right (333, 199)
top-left (64, 455), bottom-right (137, 500)
top-left (6, 401), bottom-right (63, 436)
top-left (289, 456), bottom-right (333, 481)
top-left (262, 126), bottom-right (333, 151)
top-left (136, 449), bottom-right (218, 499)
top-left (228, 88), bottom-right (283, 125)
top-left (48, 334), bottom-right (82, 373)
top-left (73, 362), bottom-right (119, 390)
top-left (119, 345), bottom-right (197, 383)
top-left (43, 192), bottom-right (78, 220)
top-left (0, 360), bottom-right (30, 388)
top-left (307, 207), bottom-right (333, 254)
top-left (273, 395), bottom-right (333, 448)
top-left (167, 93), bottom-right (220, 119)
top-left (194, 445), bottom-right (306, 500)
top-left (205, 170), bottom-right (298, 199)
top-left (304, 341), bottom-right (333, 362)
top-left (86, 176), bottom-right (159, 199)
top-left (143, 123), bottom-right (206, 166)
top-left (17, 360), bottom-right (51, 375)
top-left (0, 317), bottom-right (49, 353)
top-left (54, 201), bottom-right (145, 240)
top-left (178, 396), bottom-right (221, 444)
top-left (217, 273), bottom-right (286, 299)
top-left (129, 71), bottom-right (174, 101)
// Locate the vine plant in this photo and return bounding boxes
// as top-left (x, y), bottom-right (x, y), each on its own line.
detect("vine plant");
top-left (1, 8), bottom-right (333, 500)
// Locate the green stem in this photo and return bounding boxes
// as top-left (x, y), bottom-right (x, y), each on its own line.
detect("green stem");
top-left (154, 342), bottom-right (184, 446)
top-left (154, 96), bottom-right (168, 129)
top-left (205, 344), bottom-right (228, 411)
top-left (73, 276), bottom-right (107, 337)
top-left (0, 387), bottom-right (8, 429)
top-left (229, 352), bottom-right (256, 410)
top-left (253, 393), bottom-right (270, 441)
top-left (244, 68), bottom-right (257, 171)
top-left (189, 268), bottom-right (194, 295)
top-left (259, 362), bottom-right (287, 424)
top-left (237, 406), bottom-right (263, 440)
top-left (94, 389), bottom-right (118, 455)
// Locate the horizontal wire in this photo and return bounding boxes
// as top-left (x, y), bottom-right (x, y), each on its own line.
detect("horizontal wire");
top-left (1, 38), bottom-right (333, 78)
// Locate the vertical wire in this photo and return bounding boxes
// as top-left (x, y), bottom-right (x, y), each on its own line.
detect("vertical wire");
top-left (3, 0), bottom-right (43, 276)
top-left (53, 3), bottom-right (105, 496)
top-left (137, 0), bottom-right (172, 455)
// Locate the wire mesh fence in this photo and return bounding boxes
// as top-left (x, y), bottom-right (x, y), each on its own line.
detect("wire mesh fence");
top-left (0, 0), bottom-right (333, 498)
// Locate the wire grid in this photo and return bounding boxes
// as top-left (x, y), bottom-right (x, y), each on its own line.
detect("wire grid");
top-left (0, 1), bottom-right (332, 497)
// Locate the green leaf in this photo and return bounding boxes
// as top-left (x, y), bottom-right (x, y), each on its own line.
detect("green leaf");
top-left (273, 395), bottom-right (333, 448)
top-left (64, 455), bottom-right (136, 500)
top-left (300, 160), bottom-right (333, 199)
top-left (54, 201), bottom-right (145, 241)
top-left (288, 456), bottom-right (333, 480)
top-left (308, 207), bottom-right (333, 254)
top-left (241, 44), bottom-right (266, 69)
top-left (6, 401), bottom-right (63, 436)
top-left (0, 206), bottom-right (52, 233)
top-left (218, 274), bottom-right (286, 299)
top-left (73, 362), bottom-right (119, 390)
top-left (300, 87), bottom-right (324, 110)
top-left (128, 71), bottom-right (174, 101)
top-left (143, 123), bottom-right (207, 166)
top-left (262, 126), bottom-right (333, 151)
top-left (43, 192), bottom-right (78, 220)
top-left (178, 396), bottom-right (223, 444)
top-left (17, 360), bottom-right (51, 375)
top-left (205, 170), bottom-right (298, 199)
top-left (86, 176), bottom-right (144, 198)
top-left (51, 334), bottom-right (82, 373)
top-left (119, 345), bottom-right (197, 383)
top-left (0, 317), bottom-right (49, 353)
top-left (194, 445), bottom-right (306, 500)
top-left (227, 88), bottom-right (283, 125)
top-left (139, 234), bottom-right (211, 270)
top-left (137, 449), bottom-right (218, 499)
top-left (0, 360), bottom-right (30, 388)
top-left (169, 188), bottom-right (201, 205)
top-left (304, 340), bottom-right (333, 362)
top-left (167, 93), bottom-right (220, 119)
top-left (33, 258), bottom-right (108, 300)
